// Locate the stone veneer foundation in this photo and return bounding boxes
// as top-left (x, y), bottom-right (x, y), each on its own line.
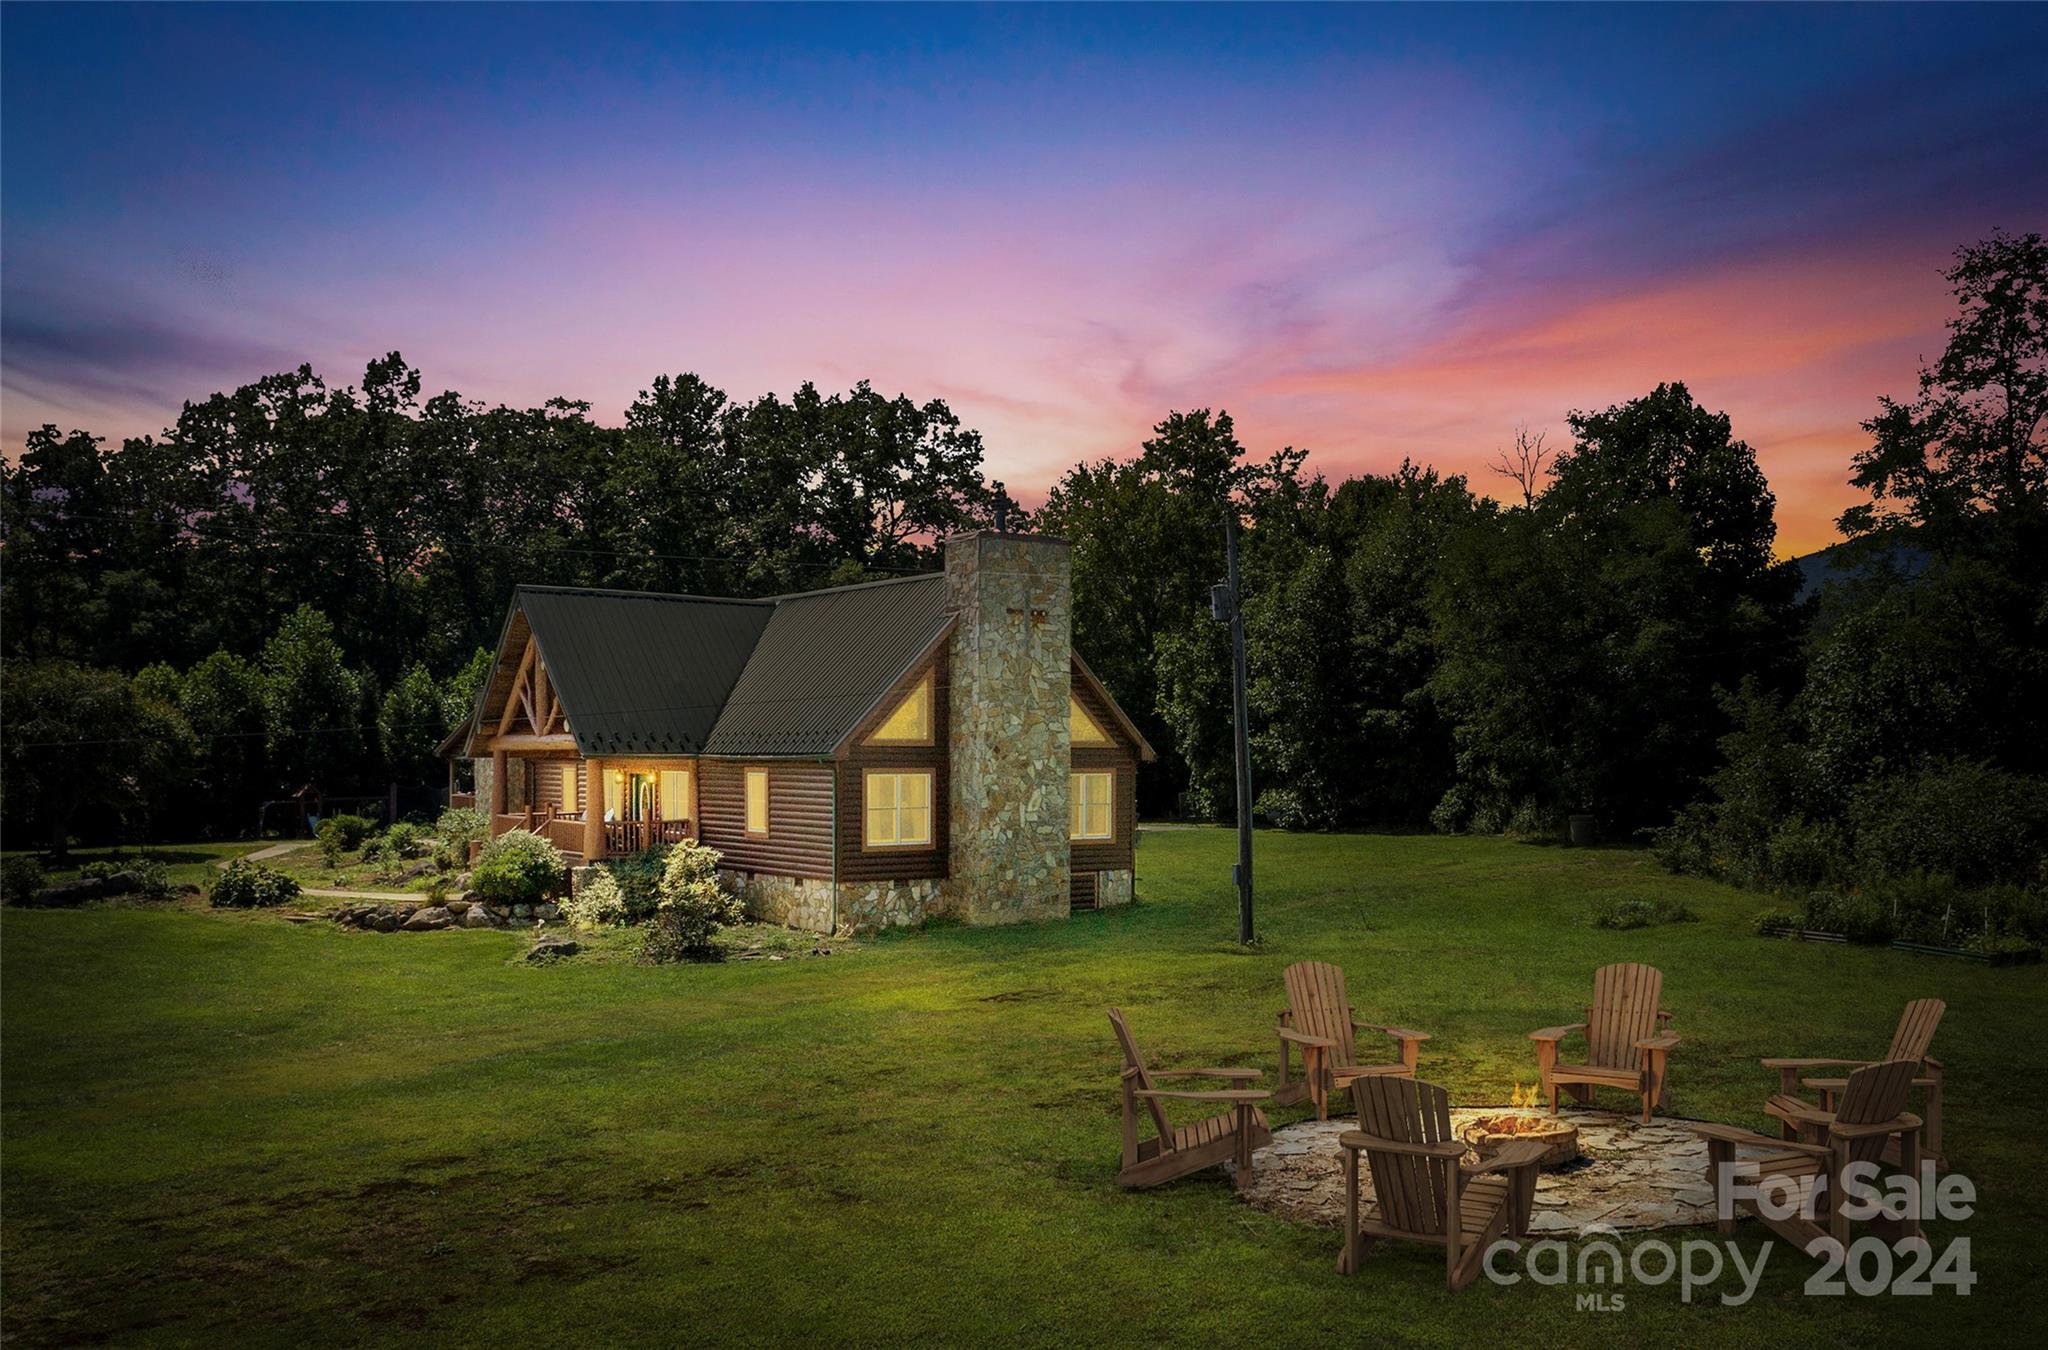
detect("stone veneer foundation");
top-left (722, 868), bottom-right (949, 936)
top-left (944, 532), bottom-right (1073, 925)
top-left (1094, 868), bottom-right (1134, 907)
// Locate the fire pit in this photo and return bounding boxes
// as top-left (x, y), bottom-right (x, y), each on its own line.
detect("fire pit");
top-left (1459, 1110), bottom-right (1581, 1170)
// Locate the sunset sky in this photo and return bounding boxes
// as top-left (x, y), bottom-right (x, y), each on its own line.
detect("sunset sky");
top-left (5, 3), bottom-right (2044, 555)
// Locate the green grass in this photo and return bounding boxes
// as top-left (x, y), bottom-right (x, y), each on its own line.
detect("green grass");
top-left (3, 839), bottom-right (270, 891)
top-left (4, 829), bottom-right (2044, 1347)
top-left (262, 842), bottom-right (451, 897)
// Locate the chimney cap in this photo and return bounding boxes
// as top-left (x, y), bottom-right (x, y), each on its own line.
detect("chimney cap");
top-left (945, 528), bottom-right (1069, 547)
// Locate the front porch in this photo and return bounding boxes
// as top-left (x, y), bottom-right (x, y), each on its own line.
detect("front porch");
top-left (487, 805), bottom-right (691, 864)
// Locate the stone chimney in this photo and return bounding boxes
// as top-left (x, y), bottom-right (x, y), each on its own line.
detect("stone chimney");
top-left (945, 530), bottom-right (1072, 923)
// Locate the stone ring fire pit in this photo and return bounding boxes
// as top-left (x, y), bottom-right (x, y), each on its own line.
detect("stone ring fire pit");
top-left (1459, 1109), bottom-right (1581, 1170)
top-left (1239, 1107), bottom-right (1719, 1236)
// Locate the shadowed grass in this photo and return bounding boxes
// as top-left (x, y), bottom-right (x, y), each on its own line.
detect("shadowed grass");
top-left (4, 829), bottom-right (2044, 1346)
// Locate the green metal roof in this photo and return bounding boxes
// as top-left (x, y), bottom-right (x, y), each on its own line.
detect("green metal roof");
top-left (515, 585), bottom-right (774, 757)
top-left (703, 575), bottom-right (952, 756)
top-left (494, 574), bottom-right (951, 759)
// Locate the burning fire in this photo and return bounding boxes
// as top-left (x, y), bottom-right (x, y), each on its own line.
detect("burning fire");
top-left (1509, 1081), bottom-right (1541, 1108)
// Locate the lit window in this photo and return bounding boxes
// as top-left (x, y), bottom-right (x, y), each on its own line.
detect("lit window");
top-left (1071, 771), bottom-right (1113, 840)
top-left (1070, 695), bottom-right (1111, 745)
top-left (659, 770), bottom-right (691, 821)
top-left (560, 763), bottom-right (578, 814)
top-left (868, 671), bottom-right (933, 744)
top-left (864, 770), bottom-right (934, 847)
top-left (745, 769), bottom-right (769, 835)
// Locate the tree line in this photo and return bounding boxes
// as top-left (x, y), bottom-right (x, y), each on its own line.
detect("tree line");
top-left (5, 233), bottom-right (2043, 918)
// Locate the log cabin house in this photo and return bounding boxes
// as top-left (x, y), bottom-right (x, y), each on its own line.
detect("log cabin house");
top-left (447, 531), bottom-right (1153, 934)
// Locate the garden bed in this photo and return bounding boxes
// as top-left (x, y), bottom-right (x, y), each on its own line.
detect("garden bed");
top-left (1757, 924), bottom-right (2043, 965)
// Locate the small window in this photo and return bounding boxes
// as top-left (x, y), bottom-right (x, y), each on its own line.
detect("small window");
top-left (560, 763), bottom-right (579, 814)
top-left (745, 768), bottom-right (770, 835)
top-left (658, 770), bottom-right (691, 822)
top-left (1070, 695), bottom-right (1111, 745)
top-left (864, 770), bottom-right (934, 848)
top-left (1071, 771), bottom-right (1113, 840)
top-left (867, 671), bottom-right (934, 745)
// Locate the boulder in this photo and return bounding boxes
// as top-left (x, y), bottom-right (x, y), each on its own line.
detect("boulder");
top-left (527, 936), bottom-right (579, 962)
top-left (535, 903), bottom-right (560, 922)
top-left (402, 906), bottom-right (454, 932)
top-left (455, 872), bottom-right (473, 890)
top-left (512, 904), bottom-right (533, 921)
top-left (396, 860), bottom-right (434, 882)
top-left (372, 912), bottom-right (401, 932)
top-left (462, 905), bottom-right (496, 929)
top-left (444, 898), bottom-right (471, 915)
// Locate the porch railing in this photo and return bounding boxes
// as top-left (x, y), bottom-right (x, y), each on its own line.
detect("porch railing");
top-left (449, 791), bottom-right (476, 809)
top-left (490, 806), bottom-right (687, 857)
top-left (604, 817), bottom-right (691, 855)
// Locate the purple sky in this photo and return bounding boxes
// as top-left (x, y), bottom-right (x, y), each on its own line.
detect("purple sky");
top-left (5, 3), bottom-right (2044, 552)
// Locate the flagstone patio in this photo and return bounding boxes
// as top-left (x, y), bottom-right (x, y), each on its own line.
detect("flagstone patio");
top-left (1237, 1107), bottom-right (1720, 1236)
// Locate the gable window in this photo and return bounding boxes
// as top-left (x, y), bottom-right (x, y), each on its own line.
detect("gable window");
top-left (867, 671), bottom-right (934, 745)
top-left (1070, 695), bottom-right (1111, 745)
top-left (745, 768), bottom-right (770, 835)
top-left (1071, 771), bottom-right (1113, 841)
top-left (559, 763), bottom-right (579, 814)
top-left (864, 770), bottom-right (934, 848)
top-left (659, 769), bottom-right (692, 822)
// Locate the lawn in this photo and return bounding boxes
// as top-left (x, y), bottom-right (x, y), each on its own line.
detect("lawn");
top-left (261, 840), bottom-right (452, 898)
top-left (4, 829), bottom-right (2044, 1347)
top-left (2, 839), bottom-right (271, 892)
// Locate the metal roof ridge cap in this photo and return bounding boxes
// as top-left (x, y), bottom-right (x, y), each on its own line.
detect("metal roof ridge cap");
top-left (514, 582), bottom-right (774, 607)
top-left (761, 571), bottom-right (944, 603)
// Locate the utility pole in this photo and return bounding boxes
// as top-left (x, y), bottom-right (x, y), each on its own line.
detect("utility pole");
top-left (1211, 511), bottom-right (1255, 944)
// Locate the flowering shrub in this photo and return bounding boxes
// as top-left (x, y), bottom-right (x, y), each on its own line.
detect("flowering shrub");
top-left (470, 829), bottom-right (567, 906)
top-left (563, 868), bottom-right (628, 928)
top-left (641, 841), bottom-right (739, 962)
top-left (210, 858), bottom-right (301, 909)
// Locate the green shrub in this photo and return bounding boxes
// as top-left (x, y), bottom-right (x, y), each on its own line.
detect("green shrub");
top-left (470, 829), bottom-right (566, 906)
top-left (1967, 932), bottom-right (2043, 961)
top-left (382, 822), bottom-right (428, 860)
top-left (435, 807), bottom-right (489, 851)
top-left (323, 814), bottom-right (377, 851)
top-left (1753, 908), bottom-right (1799, 935)
top-left (604, 845), bottom-right (670, 921)
top-left (1762, 818), bottom-right (1844, 892)
top-left (1800, 891), bottom-right (1895, 944)
top-left (1848, 761), bottom-right (2048, 889)
top-left (210, 858), bottom-right (300, 909)
top-left (124, 858), bottom-right (173, 900)
top-left (1589, 895), bottom-right (1696, 929)
top-left (1651, 805), bottom-right (1717, 877)
top-left (317, 813), bottom-right (377, 867)
top-left (1254, 787), bottom-right (1314, 832)
top-left (1, 856), bottom-right (47, 905)
top-left (426, 876), bottom-right (451, 905)
top-left (563, 868), bottom-right (628, 928)
top-left (640, 841), bottom-right (739, 963)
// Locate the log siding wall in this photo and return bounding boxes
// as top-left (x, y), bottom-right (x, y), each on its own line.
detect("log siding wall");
top-left (1070, 674), bottom-right (1137, 872)
top-left (700, 759), bottom-right (836, 879)
top-left (837, 651), bottom-right (951, 882)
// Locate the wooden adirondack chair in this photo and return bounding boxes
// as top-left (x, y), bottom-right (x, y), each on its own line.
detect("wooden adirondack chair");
top-left (1762, 997), bottom-right (1946, 1165)
top-left (1109, 1008), bottom-right (1271, 1190)
top-left (1692, 1059), bottom-right (1924, 1254)
top-left (1528, 962), bottom-right (1678, 1123)
top-left (1275, 961), bottom-right (1432, 1121)
top-left (1337, 1076), bottom-right (1547, 1290)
